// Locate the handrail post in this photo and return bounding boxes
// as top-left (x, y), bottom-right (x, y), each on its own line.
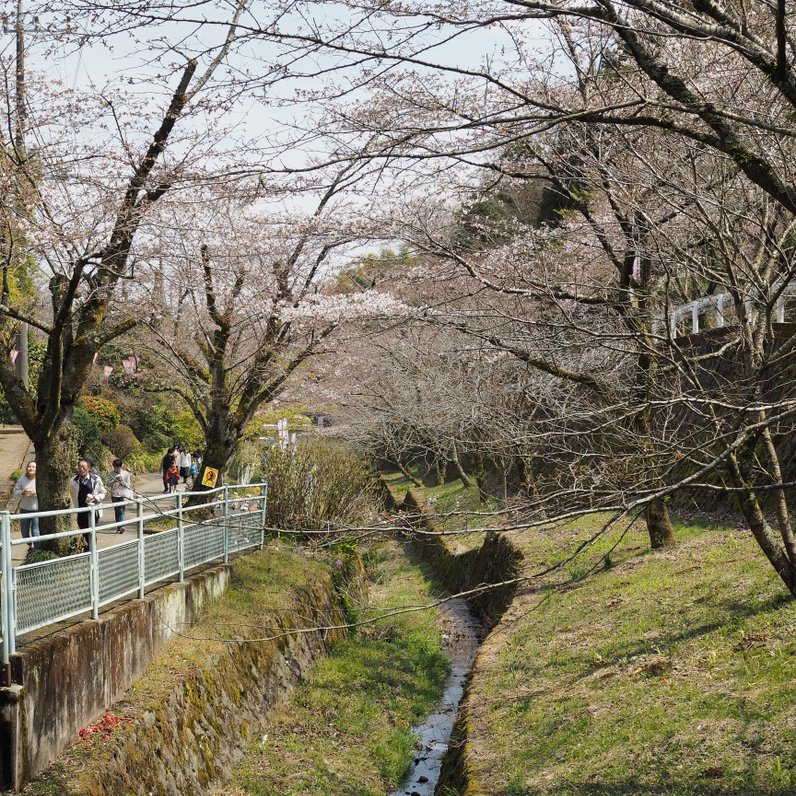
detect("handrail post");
top-left (223, 485), bottom-right (230, 564)
top-left (89, 509), bottom-right (99, 620)
top-left (1, 511), bottom-right (13, 683)
top-left (260, 483), bottom-right (267, 549)
top-left (177, 492), bottom-right (185, 583)
top-left (137, 498), bottom-right (145, 599)
top-left (776, 293), bottom-right (786, 324)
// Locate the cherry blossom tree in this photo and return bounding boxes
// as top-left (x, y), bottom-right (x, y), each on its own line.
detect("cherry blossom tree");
top-left (0, 1), bottom-right (247, 541)
top-left (126, 171), bottom-right (409, 493)
top-left (243, 1), bottom-right (796, 590)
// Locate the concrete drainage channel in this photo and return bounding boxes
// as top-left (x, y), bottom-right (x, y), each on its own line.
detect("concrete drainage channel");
top-left (390, 597), bottom-right (481, 796)
top-left (389, 484), bottom-right (524, 796)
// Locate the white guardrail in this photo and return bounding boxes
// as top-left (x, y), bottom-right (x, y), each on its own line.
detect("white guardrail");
top-left (657, 280), bottom-right (796, 338)
top-left (0, 482), bottom-right (268, 679)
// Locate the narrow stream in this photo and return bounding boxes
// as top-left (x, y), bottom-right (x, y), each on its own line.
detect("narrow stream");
top-left (390, 597), bottom-right (481, 796)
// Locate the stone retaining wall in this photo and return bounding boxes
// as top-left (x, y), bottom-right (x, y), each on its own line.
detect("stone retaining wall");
top-left (0, 553), bottom-right (364, 794)
top-left (0, 565), bottom-right (231, 791)
top-left (67, 568), bottom-right (357, 796)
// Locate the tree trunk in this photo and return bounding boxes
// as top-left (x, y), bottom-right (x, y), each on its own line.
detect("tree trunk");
top-left (191, 430), bottom-right (237, 504)
top-left (32, 411), bottom-right (76, 553)
top-left (736, 486), bottom-right (796, 595)
top-left (397, 461), bottom-right (423, 487)
top-left (760, 423), bottom-right (796, 565)
top-left (451, 441), bottom-right (476, 489)
top-left (725, 444), bottom-right (796, 595)
top-left (644, 496), bottom-right (676, 549)
top-left (472, 452), bottom-right (489, 503)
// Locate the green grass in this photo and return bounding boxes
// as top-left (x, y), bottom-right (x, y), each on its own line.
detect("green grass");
top-left (467, 521), bottom-right (796, 795)
top-left (224, 541), bottom-right (450, 796)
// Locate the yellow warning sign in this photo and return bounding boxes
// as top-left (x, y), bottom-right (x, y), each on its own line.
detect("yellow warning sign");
top-left (201, 467), bottom-right (219, 488)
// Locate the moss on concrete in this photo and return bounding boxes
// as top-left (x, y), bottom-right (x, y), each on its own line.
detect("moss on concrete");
top-left (23, 544), bottom-right (365, 796)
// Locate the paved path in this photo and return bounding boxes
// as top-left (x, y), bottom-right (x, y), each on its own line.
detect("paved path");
top-left (0, 426), bottom-right (33, 508)
top-left (7, 463), bottom-right (198, 565)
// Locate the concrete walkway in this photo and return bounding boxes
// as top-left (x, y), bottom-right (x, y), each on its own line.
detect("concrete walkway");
top-left (0, 425), bottom-right (33, 508)
top-left (5, 453), bottom-right (197, 565)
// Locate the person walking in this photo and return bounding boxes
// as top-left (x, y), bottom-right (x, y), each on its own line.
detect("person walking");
top-left (13, 461), bottom-right (39, 549)
top-left (165, 460), bottom-right (180, 493)
top-left (108, 458), bottom-right (134, 532)
top-left (178, 447), bottom-right (192, 485)
top-left (70, 459), bottom-right (107, 547)
top-left (160, 447), bottom-right (176, 493)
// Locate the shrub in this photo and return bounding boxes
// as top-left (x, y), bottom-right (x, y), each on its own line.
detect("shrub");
top-left (132, 400), bottom-right (203, 453)
top-left (72, 404), bottom-right (104, 465)
top-left (263, 439), bottom-right (378, 533)
top-left (79, 395), bottom-right (121, 432)
top-left (125, 449), bottom-right (163, 474)
top-left (102, 424), bottom-right (140, 460)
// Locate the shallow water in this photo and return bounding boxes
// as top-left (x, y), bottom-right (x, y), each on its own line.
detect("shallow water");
top-left (390, 598), bottom-right (481, 796)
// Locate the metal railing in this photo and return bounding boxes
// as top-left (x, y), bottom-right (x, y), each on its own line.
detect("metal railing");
top-left (655, 280), bottom-right (796, 338)
top-left (0, 482), bottom-right (268, 681)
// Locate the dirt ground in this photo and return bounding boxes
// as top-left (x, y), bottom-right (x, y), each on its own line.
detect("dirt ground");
top-left (0, 425), bottom-right (33, 509)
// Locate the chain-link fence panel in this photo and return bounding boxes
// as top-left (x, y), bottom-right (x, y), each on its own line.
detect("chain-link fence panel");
top-left (99, 541), bottom-right (140, 605)
top-left (228, 512), bottom-right (261, 553)
top-left (184, 522), bottom-right (224, 569)
top-left (144, 529), bottom-right (179, 586)
top-left (15, 555), bottom-right (92, 634)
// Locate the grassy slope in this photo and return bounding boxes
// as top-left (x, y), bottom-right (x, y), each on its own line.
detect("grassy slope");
top-left (382, 470), bottom-right (796, 795)
top-left (221, 541), bottom-right (450, 796)
top-left (467, 519), bottom-right (796, 796)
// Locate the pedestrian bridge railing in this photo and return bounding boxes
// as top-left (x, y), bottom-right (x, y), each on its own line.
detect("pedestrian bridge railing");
top-left (655, 280), bottom-right (796, 338)
top-left (0, 482), bottom-right (268, 683)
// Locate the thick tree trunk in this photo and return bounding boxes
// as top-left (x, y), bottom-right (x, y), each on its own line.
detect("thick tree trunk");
top-left (189, 425), bottom-right (237, 505)
top-left (644, 496), bottom-right (676, 549)
top-left (32, 411), bottom-right (76, 553)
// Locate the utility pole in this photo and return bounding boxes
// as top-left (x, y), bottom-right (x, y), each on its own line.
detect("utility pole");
top-left (13, 0), bottom-right (28, 388)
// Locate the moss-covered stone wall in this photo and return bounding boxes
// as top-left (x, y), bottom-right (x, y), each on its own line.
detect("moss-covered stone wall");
top-left (1, 553), bottom-right (366, 794)
top-left (69, 571), bottom-right (356, 796)
top-left (0, 565), bottom-right (230, 791)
